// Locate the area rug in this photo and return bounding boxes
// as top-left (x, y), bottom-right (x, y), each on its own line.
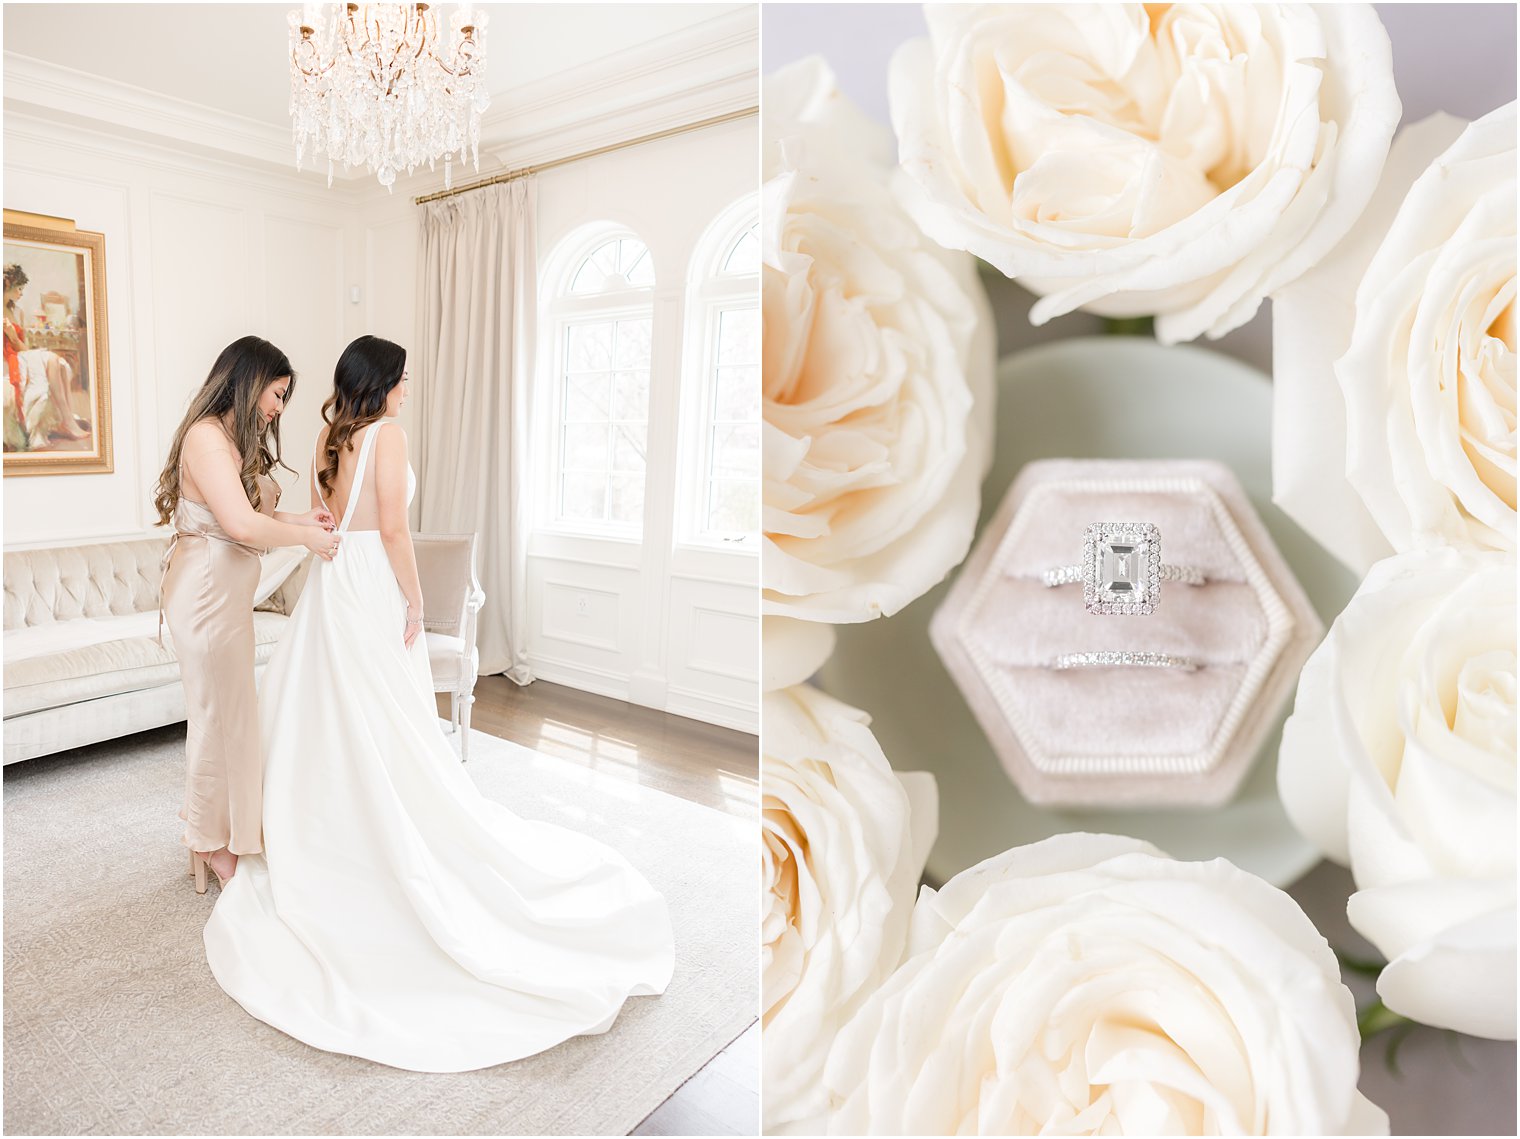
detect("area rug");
top-left (3, 723), bottom-right (757, 1136)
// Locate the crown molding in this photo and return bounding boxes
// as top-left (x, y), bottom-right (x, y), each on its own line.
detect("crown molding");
top-left (3, 8), bottom-right (757, 202)
top-left (1, 51), bottom-right (329, 179)
top-left (3, 109), bottom-right (373, 211)
top-left (479, 8), bottom-right (758, 168)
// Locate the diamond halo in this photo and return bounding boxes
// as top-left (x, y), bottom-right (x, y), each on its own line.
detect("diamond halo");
top-left (1082, 521), bottom-right (1161, 615)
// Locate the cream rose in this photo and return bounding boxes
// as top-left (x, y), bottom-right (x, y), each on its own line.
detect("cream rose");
top-left (763, 56), bottom-right (995, 658)
top-left (1279, 549), bottom-right (1516, 1040)
top-left (762, 684), bottom-right (936, 1134)
top-left (1275, 103), bottom-right (1516, 572)
top-left (889, 4), bottom-right (1401, 344)
top-left (821, 833), bottom-right (1387, 1135)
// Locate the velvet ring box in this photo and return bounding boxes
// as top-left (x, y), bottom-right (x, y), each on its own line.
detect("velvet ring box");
top-left (930, 459), bottom-right (1323, 809)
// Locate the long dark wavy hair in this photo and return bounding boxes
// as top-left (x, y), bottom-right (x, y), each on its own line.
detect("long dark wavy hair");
top-left (317, 335), bottom-right (407, 502)
top-left (153, 335), bottom-right (296, 525)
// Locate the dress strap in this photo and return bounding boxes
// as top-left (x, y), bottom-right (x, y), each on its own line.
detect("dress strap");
top-left (156, 532), bottom-right (183, 649)
top-left (157, 457), bottom-right (187, 649)
top-left (338, 419), bottom-right (392, 535)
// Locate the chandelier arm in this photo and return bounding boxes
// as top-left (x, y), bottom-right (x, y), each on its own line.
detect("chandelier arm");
top-left (411, 14), bottom-right (428, 63)
top-left (379, 16), bottom-right (417, 95)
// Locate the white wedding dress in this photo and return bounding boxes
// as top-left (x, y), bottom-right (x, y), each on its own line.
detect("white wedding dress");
top-left (202, 417), bottom-right (674, 1072)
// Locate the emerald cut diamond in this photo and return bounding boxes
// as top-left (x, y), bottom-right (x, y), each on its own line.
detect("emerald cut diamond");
top-left (1084, 522), bottom-right (1161, 615)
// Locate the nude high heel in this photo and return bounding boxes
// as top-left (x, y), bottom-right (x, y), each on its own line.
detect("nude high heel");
top-left (190, 849), bottom-right (232, 894)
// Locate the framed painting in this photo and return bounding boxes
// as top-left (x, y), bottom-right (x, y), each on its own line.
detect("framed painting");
top-left (2, 210), bottom-right (113, 476)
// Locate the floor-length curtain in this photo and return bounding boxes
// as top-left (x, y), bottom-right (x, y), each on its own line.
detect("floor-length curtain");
top-left (415, 179), bottom-right (535, 684)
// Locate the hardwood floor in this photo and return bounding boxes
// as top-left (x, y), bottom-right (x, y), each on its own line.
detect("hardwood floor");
top-left (440, 676), bottom-right (757, 820)
top-left (439, 677), bottom-right (761, 1135)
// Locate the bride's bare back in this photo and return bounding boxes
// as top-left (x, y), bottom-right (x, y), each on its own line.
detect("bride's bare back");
top-left (314, 420), bottom-right (391, 531)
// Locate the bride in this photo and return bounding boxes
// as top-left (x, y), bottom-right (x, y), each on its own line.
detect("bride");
top-left (203, 335), bottom-right (674, 1072)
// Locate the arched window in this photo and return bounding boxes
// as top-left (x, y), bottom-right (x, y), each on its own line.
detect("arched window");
top-left (542, 228), bottom-right (655, 534)
top-left (679, 197), bottom-right (760, 548)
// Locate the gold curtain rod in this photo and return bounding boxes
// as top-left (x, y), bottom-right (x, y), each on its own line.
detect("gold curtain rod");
top-left (413, 105), bottom-right (758, 205)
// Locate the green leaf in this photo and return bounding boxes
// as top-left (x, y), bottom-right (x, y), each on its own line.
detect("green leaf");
top-left (1100, 315), bottom-right (1156, 338)
top-left (1358, 999), bottom-right (1413, 1040)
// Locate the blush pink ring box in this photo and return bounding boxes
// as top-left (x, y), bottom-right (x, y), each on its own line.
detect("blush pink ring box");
top-left (930, 459), bottom-right (1323, 809)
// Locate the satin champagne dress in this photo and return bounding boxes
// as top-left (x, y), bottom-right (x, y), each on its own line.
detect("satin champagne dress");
top-left (158, 470), bottom-right (279, 856)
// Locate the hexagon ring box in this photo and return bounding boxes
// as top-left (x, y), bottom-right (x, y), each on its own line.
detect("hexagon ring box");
top-left (930, 459), bottom-right (1322, 809)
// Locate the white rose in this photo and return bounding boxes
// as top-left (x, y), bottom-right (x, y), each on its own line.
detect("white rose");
top-left (1279, 549), bottom-right (1516, 1040)
top-left (821, 833), bottom-right (1387, 1135)
top-left (763, 56), bottom-right (995, 643)
top-left (1275, 103), bottom-right (1516, 572)
top-left (889, 4), bottom-right (1401, 344)
top-left (762, 683), bottom-right (937, 1134)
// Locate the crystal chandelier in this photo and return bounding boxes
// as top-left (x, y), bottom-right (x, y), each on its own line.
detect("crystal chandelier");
top-left (288, 3), bottom-right (490, 190)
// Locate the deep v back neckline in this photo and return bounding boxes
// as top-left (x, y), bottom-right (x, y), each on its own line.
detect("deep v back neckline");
top-left (322, 418), bottom-right (394, 534)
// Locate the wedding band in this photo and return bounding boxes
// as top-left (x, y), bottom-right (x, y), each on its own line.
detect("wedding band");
top-left (1052, 651), bottom-right (1198, 672)
top-left (1042, 522), bottom-right (1204, 615)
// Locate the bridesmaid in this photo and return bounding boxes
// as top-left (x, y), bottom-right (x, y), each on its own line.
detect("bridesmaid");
top-left (152, 335), bottom-right (342, 893)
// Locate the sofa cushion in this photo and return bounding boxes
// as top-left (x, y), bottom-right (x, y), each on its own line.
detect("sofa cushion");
top-left (3, 537), bottom-right (310, 629)
top-left (3, 538), bottom-right (168, 629)
top-left (4, 612), bottom-right (290, 718)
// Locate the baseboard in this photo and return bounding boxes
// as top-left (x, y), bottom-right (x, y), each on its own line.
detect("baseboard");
top-left (526, 654), bottom-right (758, 735)
top-left (665, 685), bottom-right (759, 735)
top-left (525, 653), bottom-right (633, 704)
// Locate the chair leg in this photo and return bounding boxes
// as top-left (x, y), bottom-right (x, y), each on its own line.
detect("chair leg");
top-left (450, 691), bottom-right (460, 735)
top-left (459, 692), bottom-right (475, 763)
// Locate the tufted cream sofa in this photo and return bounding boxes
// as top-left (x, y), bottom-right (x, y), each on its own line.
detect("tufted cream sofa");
top-left (3, 537), bottom-right (311, 764)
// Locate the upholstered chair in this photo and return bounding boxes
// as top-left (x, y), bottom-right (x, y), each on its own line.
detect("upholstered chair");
top-left (412, 533), bottom-right (486, 761)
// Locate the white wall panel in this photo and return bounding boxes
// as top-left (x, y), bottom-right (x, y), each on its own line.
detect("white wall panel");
top-left (541, 575), bottom-right (626, 654)
top-left (264, 214), bottom-right (345, 509)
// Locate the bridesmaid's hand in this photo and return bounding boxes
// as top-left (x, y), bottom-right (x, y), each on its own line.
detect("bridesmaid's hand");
top-left (304, 528), bottom-right (341, 561)
top-left (299, 507), bottom-right (337, 530)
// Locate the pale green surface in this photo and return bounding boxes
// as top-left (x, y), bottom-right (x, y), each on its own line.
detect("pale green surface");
top-left (818, 336), bottom-right (1361, 888)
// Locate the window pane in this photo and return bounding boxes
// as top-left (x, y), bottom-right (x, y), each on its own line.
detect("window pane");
top-left (623, 242), bottom-right (654, 286)
top-left (722, 225), bottom-right (759, 275)
top-left (716, 306), bottom-right (759, 366)
top-left (567, 322), bottom-right (613, 371)
top-left (564, 373), bottom-right (610, 422)
top-left (617, 239), bottom-right (646, 275)
top-left (707, 478), bottom-right (759, 535)
top-left (609, 474), bottom-right (645, 526)
top-left (615, 318), bottom-right (652, 369)
top-left (560, 472), bottom-right (606, 521)
top-left (563, 423), bottom-right (610, 470)
top-left (611, 423), bottom-right (647, 472)
top-left (570, 238), bottom-right (655, 295)
top-left (714, 365), bottom-right (758, 422)
top-left (569, 258), bottom-right (605, 295)
top-left (711, 422), bottom-right (759, 480)
top-left (612, 370), bottom-right (649, 422)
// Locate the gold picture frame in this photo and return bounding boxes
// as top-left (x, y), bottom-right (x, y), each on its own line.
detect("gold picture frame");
top-left (3, 210), bottom-right (113, 476)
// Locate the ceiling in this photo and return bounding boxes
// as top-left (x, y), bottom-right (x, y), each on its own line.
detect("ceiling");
top-left (3, 3), bottom-right (749, 128)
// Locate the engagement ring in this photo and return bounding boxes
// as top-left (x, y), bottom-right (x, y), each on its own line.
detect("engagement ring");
top-left (1042, 522), bottom-right (1205, 615)
top-left (1052, 651), bottom-right (1199, 672)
